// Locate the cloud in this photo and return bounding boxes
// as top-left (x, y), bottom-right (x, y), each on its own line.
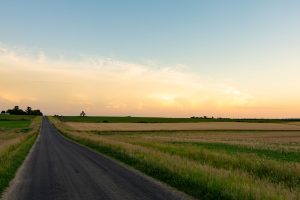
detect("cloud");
top-left (221, 85), bottom-right (253, 107)
top-left (0, 45), bottom-right (255, 117)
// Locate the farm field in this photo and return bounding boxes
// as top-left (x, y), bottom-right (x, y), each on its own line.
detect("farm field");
top-left (0, 121), bottom-right (31, 129)
top-left (66, 121), bottom-right (300, 131)
top-left (0, 115), bottom-right (34, 130)
top-left (0, 115), bottom-right (41, 197)
top-left (0, 115), bottom-right (35, 121)
top-left (58, 116), bottom-right (300, 123)
top-left (50, 116), bottom-right (300, 200)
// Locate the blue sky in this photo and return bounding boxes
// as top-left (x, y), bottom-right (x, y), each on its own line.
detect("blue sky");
top-left (0, 1), bottom-right (300, 117)
top-left (1, 0), bottom-right (299, 70)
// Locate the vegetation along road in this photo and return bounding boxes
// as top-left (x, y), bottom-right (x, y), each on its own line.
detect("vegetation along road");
top-left (2, 118), bottom-right (188, 200)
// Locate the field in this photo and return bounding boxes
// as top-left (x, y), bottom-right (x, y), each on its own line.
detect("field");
top-left (0, 121), bottom-right (31, 129)
top-left (50, 116), bottom-right (300, 200)
top-left (0, 115), bottom-right (34, 130)
top-left (0, 115), bottom-right (35, 120)
top-left (0, 115), bottom-right (41, 197)
top-left (66, 122), bottom-right (300, 131)
top-left (58, 116), bottom-right (300, 123)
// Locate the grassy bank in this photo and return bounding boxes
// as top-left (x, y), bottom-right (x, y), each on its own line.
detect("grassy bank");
top-left (0, 116), bottom-right (41, 197)
top-left (50, 117), bottom-right (300, 200)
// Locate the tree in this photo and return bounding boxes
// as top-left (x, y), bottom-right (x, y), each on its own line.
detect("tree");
top-left (6, 106), bottom-right (26, 115)
top-left (80, 111), bottom-right (86, 117)
top-left (31, 109), bottom-right (43, 116)
top-left (26, 107), bottom-right (32, 115)
top-left (1, 110), bottom-right (5, 114)
top-left (5, 106), bottom-right (42, 115)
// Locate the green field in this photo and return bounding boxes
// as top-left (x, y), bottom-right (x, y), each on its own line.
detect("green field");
top-left (50, 116), bottom-right (300, 200)
top-left (0, 121), bottom-right (31, 129)
top-left (171, 141), bottom-right (300, 163)
top-left (0, 116), bottom-right (41, 197)
top-left (58, 116), bottom-right (300, 123)
top-left (0, 115), bottom-right (35, 121)
top-left (0, 115), bottom-right (34, 129)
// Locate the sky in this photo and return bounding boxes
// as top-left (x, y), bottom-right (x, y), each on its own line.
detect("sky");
top-left (0, 0), bottom-right (300, 117)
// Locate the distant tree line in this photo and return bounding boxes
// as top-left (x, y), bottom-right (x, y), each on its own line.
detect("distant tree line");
top-left (1, 106), bottom-right (43, 116)
top-left (190, 116), bottom-right (216, 119)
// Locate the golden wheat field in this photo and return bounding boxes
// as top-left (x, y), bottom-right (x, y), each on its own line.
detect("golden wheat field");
top-left (66, 121), bottom-right (300, 131)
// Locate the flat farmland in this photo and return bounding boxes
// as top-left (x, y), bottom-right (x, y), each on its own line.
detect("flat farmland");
top-left (0, 115), bottom-right (34, 130)
top-left (0, 115), bottom-right (40, 197)
top-left (66, 121), bottom-right (300, 131)
top-left (51, 117), bottom-right (300, 200)
top-left (0, 116), bottom-right (33, 151)
top-left (59, 116), bottom-right (300, 123)
top-left (0, 121), bottom-right (31, 129)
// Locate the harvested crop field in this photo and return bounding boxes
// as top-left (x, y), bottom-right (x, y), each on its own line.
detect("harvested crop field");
top-left (66, 122), bottom-right (300, 131)
top-left (58, 116), bottom-right (300, 123)
top-left (51, 117), bottom-right (300, 200)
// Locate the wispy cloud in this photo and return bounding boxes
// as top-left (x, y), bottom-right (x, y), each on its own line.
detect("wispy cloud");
top-left (0, 45), bottom-right (268, 117)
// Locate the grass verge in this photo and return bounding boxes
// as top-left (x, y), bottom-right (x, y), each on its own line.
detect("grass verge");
top-left (0, 117), bottom-right (41, 197)
top-left (0, 133), bottom-right (38, 196)
top-left (133, 141), bottom-right (300, 188)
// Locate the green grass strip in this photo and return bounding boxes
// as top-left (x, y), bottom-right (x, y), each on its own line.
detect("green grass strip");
top-left (171, 141), bottom-right (300, 163)
top-left (0, 133), bottom-right (38, 197)
top-left (136, 142), bottom-right (300, 188)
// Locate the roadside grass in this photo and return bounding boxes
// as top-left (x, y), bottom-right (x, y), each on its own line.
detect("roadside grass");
top-left (0, 116), bottom-right (41, 197)
top-left (57, 116), bottom-right (300, 123)
top-left (50, 116), bottom-right (300, 200)
top-left (0, 133), bottom-right (37, 195)
top-left (131, 141), bottom-right (300, 188)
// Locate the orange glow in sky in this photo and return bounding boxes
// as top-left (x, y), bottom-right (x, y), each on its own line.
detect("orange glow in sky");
top-left (0, 47), bottom-right (299, 118)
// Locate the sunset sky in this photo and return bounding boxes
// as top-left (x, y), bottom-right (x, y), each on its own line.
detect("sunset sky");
top-left (1, 1), bottom-right (300, 117)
